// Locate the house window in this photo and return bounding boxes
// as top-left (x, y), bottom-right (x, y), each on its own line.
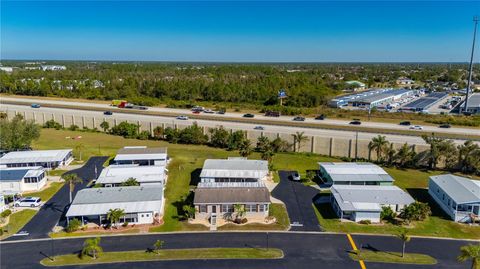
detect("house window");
top-left (245, 204), bottom-right (257, 212)
top-left (199, 205), bottom-right (207, 213)
top-left (221, 205), bottom-right (233, 213)
top-left (259, 204), bottom-right (268, 212)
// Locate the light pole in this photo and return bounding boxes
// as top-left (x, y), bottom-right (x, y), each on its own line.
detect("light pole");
top-left (463, 16), bottom-right (478, 113)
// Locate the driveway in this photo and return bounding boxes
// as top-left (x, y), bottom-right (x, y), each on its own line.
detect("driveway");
top-left (271, 170), bottom-right (322, 231)
top-left (5, 156), bottom-right (108, 241)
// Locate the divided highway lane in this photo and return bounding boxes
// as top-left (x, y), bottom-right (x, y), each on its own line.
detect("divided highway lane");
top-left (1, 232), bottom-right (475, 269)
top-left (2, 103), bottom-right (473, 146)
top-left (2, 96), bottom-right (479, 137)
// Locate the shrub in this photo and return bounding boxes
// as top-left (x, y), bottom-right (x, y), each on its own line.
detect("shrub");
top-left (0, 209), bottom-right (12, 218)
top-left (68, 124), bottom-right (79, 131)
top-left (137, 130), bottom-right (151, 140)
top-left (43, 119), bottom-right (63, 129)
top-left (65, 218), bottom-right (82, 233)
top-left (400, 202), bottom-right (431, 223)
top-left (122, 222), bottom-right (129, 227)
top-left (240, 218), bottom-right (248, 224)
top-left (358, 220), bottom-right (371, 225)
top-left (380, 206), bottom-right (396, 222)
top-left (110, 121), bottom-right (139, 138)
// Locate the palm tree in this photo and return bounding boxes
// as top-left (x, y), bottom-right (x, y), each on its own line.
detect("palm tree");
top-left (100, 121), bottom-right (109, 132)
top-left (458, 140), bottom-right (480, 173)
top-left (62, 173), bottom-right (83, 203)
top-left (74, 143), bottom-right (85, 161)
top-left (256, 136), bottom-right (271, 152)
top-left (438, 140), bottom-right (458, 170)
top-left (261, 148), bottom-right (275, 162)
top-left (238, 140), bottom-right (252, 157)
top-left (81, 237), bottom-right (103, 259)
top-left (121, 177), bottom-right (140, 186)
top-left (458, 244), bottom-right (480, 269)
top-left (395, 143), bottom-right (416, 167)
top-left (422, 133), bottom-right (444, 169)
top-left (233, 204), bottom-right (246, 222)
top-left (396, 229), bottom-right (411, 258)
top-left (385, 143), bottom-right (396, 166)
top-left (107, 208), bottom-right (126, 228)
top-left (368, 135), bottom-right (389, 162)
top-left (153, 240), bottom-right (165, 254)
top-left (292, 132), bottom-right (308, 152)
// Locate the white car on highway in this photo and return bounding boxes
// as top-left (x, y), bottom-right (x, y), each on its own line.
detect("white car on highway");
top-left (176, 115), bottom-right (189, 120)
top-left (409, 125), bottom-right (423, 130)
top-left (14, 197), bottom-right (42, 207)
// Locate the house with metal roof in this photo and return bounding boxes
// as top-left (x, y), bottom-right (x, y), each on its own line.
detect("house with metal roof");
top-left (113, 146), bottom-right (168, 166)
top-left (95, 165), bottom-right (166, 187)
top-left (428, 174), bottom-right (480, 223)
top-left (66, 186), bottom-right (164, 226)
top-left (200, 158), bottom-right (269, 183)
top-left (0, 149), bottom-right (73, 170)
top-left (318, 162), bottom-right (394, 186)
top-left (0, 167), bottom-right (46, 195)
top-left (331, 185), bottom-right (414, 223)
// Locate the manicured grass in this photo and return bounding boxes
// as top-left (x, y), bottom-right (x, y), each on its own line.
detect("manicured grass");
top-left (218, 203), bottom-right (290, 231)
top-left (23, 182), bottom-right (65, 202)
top-left (50, 229), bottom-right (140, 238)
top-left (0, 209), bottom-right (37, 240)
top-left (383, 167), bottom-right (444, 190)
top-left (48, 169), bottom-right (68, 177)
top-left (349, 250), bottom-right (437, 265)
top-left (40, 248), bottom-right (284, 266)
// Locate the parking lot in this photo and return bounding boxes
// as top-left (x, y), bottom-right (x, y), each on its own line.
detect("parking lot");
top-left (271, 171), bottom-right (322, 231)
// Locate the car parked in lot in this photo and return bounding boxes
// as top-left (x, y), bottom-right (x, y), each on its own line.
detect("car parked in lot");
top-left (176, 115), bottom-right (189, 120)
top-left (410, 125), bottom-right (423, 130)
top-left (349, 120), bottom-right (361, 125)
top-left (254, 126), bottom-right (265, 130)
top-left (315, 114), bottom-right (326, 120)
top-left (31, 104), bottom-right (41, 108)
top-left (399, 121), bottom-right (411, 126)
top-left (290, 171), bottom-right (301, 181)
top-left (293, 116), bottom-right (305, 121)
top-left (439, 124), bottom-right (451, 128)
top-left (15, 197), bottom-right (42, 207)
top-left (243, 113), bottom-right (255, 118)
top-left (104, 111), bottom-right (113, 115)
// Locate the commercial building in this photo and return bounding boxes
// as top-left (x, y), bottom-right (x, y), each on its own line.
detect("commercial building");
top-left (0, 167), bottom-right (46, 195)
top-left (200, 158), bottom-right (269, 183)
top-left (95, 165), bottom-right (166, 187)
top-left (428, 174), bottom-right (480, 223)
top-left (40, 65), bottom-right (66, 71)
top-left (396, 77), bottom-right (415, 85)
top-left (0, 67), bottom-right (13, 73)
top-left (401, 92), bottom-right (449, 112)
top-left (113, 146), bottom-right (168, 166)
top-left (331, 185), bottom-right (414, 223)
top-left (461, 93), bottom-right (480, 115)
top-left (318, 162), bottom-right (394, 186)
top-left (66, 186), bottom-right (164, 226)
top-left (328, 88), bottom-right (416, 108)
top-left (0, 149), bottom-right (73, 170)
top-left (193, 158), bottom-right (271, 228)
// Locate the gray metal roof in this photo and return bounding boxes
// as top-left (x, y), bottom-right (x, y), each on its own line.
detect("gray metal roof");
top-left (72, 186), bottom-right (163, 205)
top-left (200, 159), bottom-right (268, 179)
top-left (96, 165), bottom-right (165, 184)
top-left (429, 174), bottom-right (480, 204)
top-left (332, 185), bottom-right (414, 212)
top-left (194, 186), bottom-right (270, 204)
top-left (466, 93), bottom-right (480, 109)
top-left (0, 149), bottom-right (72, 164)
top-left (319, 162), bottom-right (394, 182)
top-left (117, 146), bottom-right (167, 155)
top-left (0, 167), bottom-right (44, 181)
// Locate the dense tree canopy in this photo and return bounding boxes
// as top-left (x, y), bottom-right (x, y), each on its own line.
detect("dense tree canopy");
top-left (0, 114), bottom-right (40, 150)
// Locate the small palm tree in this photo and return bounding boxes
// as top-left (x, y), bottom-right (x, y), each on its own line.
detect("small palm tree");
top-left (292, 132), bottom-right (308, 152)
top-left (458, 244), bottom-right (480, 269)
top-left (81, 237), bottom-right (103, 259)
top-left (395, 143), bottom-right (416, 167)
top-left (233, 204), bottom-right (246, 222)
top-left (261, 148), bottom-right (275, 162)
top-left (396, 229), bottom-right (411, 258)
top-left (100, 121), bottom-right (110, 132)
top-left (74, 143), bottom-right (85, 161)
top-left (153, 240), bottom-right (165, 254)
top-left (121, 177), bottom-right (140, 186)
top-left (368, 135), bottom-right (389, 162)
top-left (62, 173), bottom-right (83, 203)
top-left (107, 208), bottom-right (126, 228)
top-left (238, 140), bottom-right (252, 157)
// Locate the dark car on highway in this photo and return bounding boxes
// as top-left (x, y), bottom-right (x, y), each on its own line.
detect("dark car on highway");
top-left (439, 124), bottom-right (451, 128)
top-left (315, 114), bottom-right (326, 120)
top-left (399, 121), bottom-right (411, 126)
top-left (243, 113), bottom-right (255, 118)
top-left (104, 111), bottom-right (113, 115)
top-left (349, 120), bottom-right (361, 125)
top-left (293, 116), bottom-right (305, 121)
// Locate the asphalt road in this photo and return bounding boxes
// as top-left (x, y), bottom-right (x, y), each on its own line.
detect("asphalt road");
top-left (5, 157), bottom-right (108, 241)
top-left (0, 232), bottom-right (475, 269)
top-left (271, 171), bottom-right (322, 231)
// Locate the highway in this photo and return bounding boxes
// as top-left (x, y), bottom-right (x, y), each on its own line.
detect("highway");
top-left (1, 96), bottom-right (478, 137)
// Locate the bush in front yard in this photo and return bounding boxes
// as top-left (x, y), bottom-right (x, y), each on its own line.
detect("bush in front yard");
top-left (358, 220), bottom-right (371, 225)
top-left (0, 209), bottom-right (12, 218)
top-left (66, 218), bottom-right (82, 233)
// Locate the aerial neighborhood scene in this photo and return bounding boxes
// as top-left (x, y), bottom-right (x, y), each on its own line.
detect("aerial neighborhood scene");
top-left (1, 1), bottom-right (480, 269)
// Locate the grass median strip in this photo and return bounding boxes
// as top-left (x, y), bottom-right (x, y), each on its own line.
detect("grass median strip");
top-left (40, 248), bottom-right (284, 266)
top-left (349, 250), bottom-right (437, 265)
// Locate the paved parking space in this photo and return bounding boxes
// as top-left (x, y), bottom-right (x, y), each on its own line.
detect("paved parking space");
top-left (271, 170), bottom-right (322, 231)
top-left (5, 156), bottom-right (108, 240)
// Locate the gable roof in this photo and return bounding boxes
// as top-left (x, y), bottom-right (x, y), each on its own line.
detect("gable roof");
top-left (0, 149), bottom-right (72, 164)
top-left (0, 167), bottom-right (44, 181)
top-left (319, 162), bottom-right (394, 183)
top-left (429, 174), bottom-right (480, 204)
top-left (200, 159), bottom-right (268, 179)
top-left (96, 165), bottom-right (165, 184)
top-left (194, 187), bottom-right (270, 204)
top-left (114, 147), bottom-right (167, 162)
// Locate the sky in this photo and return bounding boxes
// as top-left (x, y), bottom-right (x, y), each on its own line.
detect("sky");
top-left (1, 1), bottom-right (479, 62)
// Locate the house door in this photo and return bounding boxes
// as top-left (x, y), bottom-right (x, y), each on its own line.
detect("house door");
top-left (211, 214), bottom-right (217, 226)
top-left (212, 205), bottom-right (217, 213)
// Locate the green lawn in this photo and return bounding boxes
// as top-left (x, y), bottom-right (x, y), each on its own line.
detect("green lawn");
top-left (23, 182), bottom-right (65, 202)
top-left (0, 209), bottom-right (37, 240)
top-left (48, 170), bottom-right (68, 177)
top-left (50, 229), bottom-right (141, 238)
top-left (40, 248), bottom-right (284, 266)
top-left (349, 250), bottom-right (437, 265)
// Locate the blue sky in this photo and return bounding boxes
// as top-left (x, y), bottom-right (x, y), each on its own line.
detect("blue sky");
top-left (1, 1), bottom-right (479, 62)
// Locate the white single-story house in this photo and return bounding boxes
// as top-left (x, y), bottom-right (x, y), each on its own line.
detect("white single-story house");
top-left (96, 165), bottom-right (166, 187)
top-left (113, 146), bottom-right (168, 166)
top-left (200, 158), bottom-right (269, 183)
top-left (318, 162), bottom-right (394, 186)
top-left (0, 167), bottom-right (47, 195)
top-left (193, 182), bottom-right (271, 226)
top-left (66, 186), bottom-right (164, 226)
top-left (428, 174), bottom-right (480, 223)
top-left (0, 149), bottom-right (73, 170)
top-left (331, 185), bottom-right (414, 223)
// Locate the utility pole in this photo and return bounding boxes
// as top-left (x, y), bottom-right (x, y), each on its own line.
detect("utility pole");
top-left (463, 16), bottom-right (478, 113)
